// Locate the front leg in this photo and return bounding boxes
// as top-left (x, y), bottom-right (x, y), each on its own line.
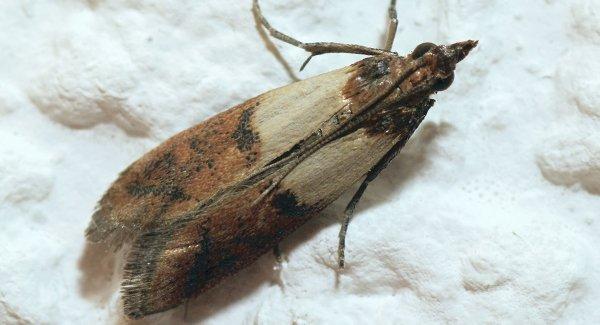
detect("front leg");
top-left (338, 139), bottom-right (406, 268)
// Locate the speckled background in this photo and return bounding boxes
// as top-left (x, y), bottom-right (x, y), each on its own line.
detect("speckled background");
top-left (1, 0), bottom-right (600, 324)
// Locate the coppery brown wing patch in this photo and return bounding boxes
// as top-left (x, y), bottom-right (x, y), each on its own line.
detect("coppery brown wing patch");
top-left (85, 98), bottom-right (263, 247)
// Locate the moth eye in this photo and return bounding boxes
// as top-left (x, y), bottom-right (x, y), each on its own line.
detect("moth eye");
top-left (433, 73), bottom-right (454, 91)
top-left (411, 42), bottom-right (437, 58)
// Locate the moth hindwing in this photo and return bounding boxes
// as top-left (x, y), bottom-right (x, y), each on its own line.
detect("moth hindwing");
top-left (85, 0), bottom-right (477, 319)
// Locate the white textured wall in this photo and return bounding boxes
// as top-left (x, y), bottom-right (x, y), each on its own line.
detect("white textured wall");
top-left (1, 0), bottom-right (600, 324)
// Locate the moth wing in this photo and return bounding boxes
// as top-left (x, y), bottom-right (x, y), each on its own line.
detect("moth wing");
top-left (86, 55), bottom-right (404, 248)
top-left (121, 175), bottom-right (276, 318)
top-left (121, 123), bottom-right (412, 318)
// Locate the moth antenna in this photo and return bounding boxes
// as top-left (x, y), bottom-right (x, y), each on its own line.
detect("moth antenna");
top-left (252, 0), bottom-right (390, 71)
top-left (384, 0), bottom-right (398, 51)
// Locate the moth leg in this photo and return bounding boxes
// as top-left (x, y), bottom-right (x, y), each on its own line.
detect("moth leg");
top-left (273, 244), bottom-right (283, 266)
top-left (338, 181), bottom-right (368, 269)
top-left (183, 300), bottom-right (190, 321)
top-left (272, 245), bottom-right (286, 290)
top-left (384, 0), bottom-right (398, 51)
top-left (252, 0), bottom-right (389, 71)
top-left (338, 139), bottom-right (405, 268)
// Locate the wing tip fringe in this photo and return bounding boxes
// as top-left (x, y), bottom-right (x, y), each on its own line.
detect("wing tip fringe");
top-left (121, 229), bottom-right (175, 319)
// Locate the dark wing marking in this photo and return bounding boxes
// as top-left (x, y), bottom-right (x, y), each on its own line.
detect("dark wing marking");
top-left (121, 176), bottom-right (313, 318)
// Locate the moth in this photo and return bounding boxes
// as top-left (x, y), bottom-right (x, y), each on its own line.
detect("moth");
top-left (85, 0), bottom-right (477, 319)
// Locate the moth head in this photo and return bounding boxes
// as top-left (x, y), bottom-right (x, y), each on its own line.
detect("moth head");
top-left (410, 40), bottom-right (478, 92)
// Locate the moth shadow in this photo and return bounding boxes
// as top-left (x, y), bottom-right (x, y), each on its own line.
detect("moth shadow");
top-left (170, 257), bottom-right (281, 324)
top-left (357, 121), bottom-right (453, 211)
top-left (78, 241), bottom-right (123, 306)
top-left (252, 3), bottom-right (301, 82)
top-left (178, 218), bottom-right (341, 324)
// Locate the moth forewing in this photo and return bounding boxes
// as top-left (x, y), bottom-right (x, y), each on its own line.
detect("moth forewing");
top-left (281, 127), bottom-right (408, 207)
top-left (118, 54), bottom-right (425, 318)
top-left (121, 102), bottom-right (435, 320)
top-left (85, 55), bottom-right (404, 248)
